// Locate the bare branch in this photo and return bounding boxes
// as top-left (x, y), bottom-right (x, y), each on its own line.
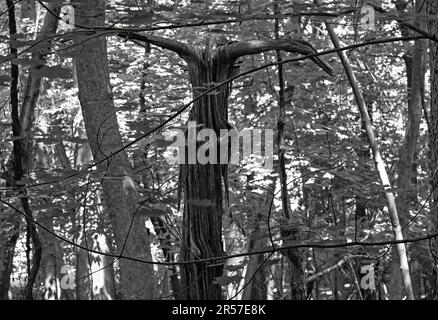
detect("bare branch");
top-left (227, 39), bottom-right (335, 76)
top-left (305, 255), bottom-right (367, 283)
top-left (118, 32), bottom-right (196, 60)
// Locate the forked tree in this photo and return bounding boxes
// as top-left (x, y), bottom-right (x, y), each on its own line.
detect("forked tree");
top-left (121, 31), bottom-right (334, 299)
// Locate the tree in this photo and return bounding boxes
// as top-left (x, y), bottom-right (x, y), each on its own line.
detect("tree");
top-left (124, 29), bottom-right (334, 299)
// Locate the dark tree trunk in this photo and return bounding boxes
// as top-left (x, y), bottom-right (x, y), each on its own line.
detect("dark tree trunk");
top-left (180, 45), bottom-right (233, 300)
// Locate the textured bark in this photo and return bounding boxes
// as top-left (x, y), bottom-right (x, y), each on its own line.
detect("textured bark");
top-left (180, 44), bottom-right (232, 300)
top-left (74, 0), bottom-right (157, 299)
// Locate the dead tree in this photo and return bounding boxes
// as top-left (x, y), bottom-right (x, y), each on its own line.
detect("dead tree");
top-left (120, 32), bottom-right (334, 299)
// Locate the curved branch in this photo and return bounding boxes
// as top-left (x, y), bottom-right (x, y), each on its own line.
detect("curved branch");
top-left (227, 39), bottom-right (335, 76)
top-left (118, 32), bottom-right (196, 60)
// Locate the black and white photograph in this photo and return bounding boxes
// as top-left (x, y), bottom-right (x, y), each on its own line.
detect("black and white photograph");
top-left (0, 0), bottom-right (437, 312)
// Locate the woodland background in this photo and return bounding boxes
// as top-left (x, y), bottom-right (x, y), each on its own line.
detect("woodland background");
top-left (1, 0), bottom-right (438, 300)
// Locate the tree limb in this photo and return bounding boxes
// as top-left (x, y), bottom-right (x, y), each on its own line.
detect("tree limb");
top-left (118, 32), bottom-right (197, 60)
top-left (226, 39), bottom-right (335, 76)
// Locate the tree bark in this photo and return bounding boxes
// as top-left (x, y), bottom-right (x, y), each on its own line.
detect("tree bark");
top-left (74, 0), bottom-right (157, 299)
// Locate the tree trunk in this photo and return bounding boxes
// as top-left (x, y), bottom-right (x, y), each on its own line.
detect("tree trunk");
top-left (427, 0), bottom-right (438, 299)
top-left (180, 44), bottom-right (232, 300)
top-left (39, 212), bottom-right (63, 300)
top-left (74, 0), bottom-right (157, 299)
